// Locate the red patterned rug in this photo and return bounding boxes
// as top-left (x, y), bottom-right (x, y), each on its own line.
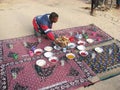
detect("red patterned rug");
top-left (0, 24), bottom-right (114, 90)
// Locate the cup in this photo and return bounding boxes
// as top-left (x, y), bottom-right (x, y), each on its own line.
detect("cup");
top-left (83, 34), bottom-right (88, 39)
top-left (97, 37), bottom-right (101, 41)
top-left (38, 38), bottom-right (41, 43)
top-left (31, 46), bottom-right (36, 52)
top-left (12, 53), bottom-right (18, 60)
top-left (63, 48), bottom-right (67, 53)
top-left (8, 43), bottom-right (13, 49)
top-left (69, 36), bottom-right (74, 42)
top-left (91, 32), bottom-right (97, 37)
top-left (23, 41), bottom-right (27, 47)
top-left (91, 52), bottom-right (96, 59)
top-left (29, 50), bottom-right (34, 57)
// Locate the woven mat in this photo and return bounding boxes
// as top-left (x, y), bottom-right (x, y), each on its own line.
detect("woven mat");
top-left (0, 24), bottom-right (114, 90)
top-left (80, 40), bottom-right (120, 80)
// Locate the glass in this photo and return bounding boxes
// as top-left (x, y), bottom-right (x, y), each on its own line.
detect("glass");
top-left (91, 52), bottom-right (96, 59)
top-left (23, 41), bottom-right (27, 47)
top-left (108, 48), bottom-right (113, 55)
top-left (38, 38), bottom-right (41, 43)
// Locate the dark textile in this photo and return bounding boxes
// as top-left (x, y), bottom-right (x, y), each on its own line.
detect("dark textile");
top-left (116, 0), bottom-right (120, 4)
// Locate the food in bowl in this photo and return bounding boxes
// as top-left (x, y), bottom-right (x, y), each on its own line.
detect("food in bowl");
top-left (77, 40), bottom-right (86, 45)
top-left (55, 36), bottom-right (70, 47)
top-left (34, 48), bottom-right (43, 55)
top-left (36, 59), bottom-right (46, 67)
top-left (77, 45), bottom-right (86, 51)
top-left (79, 51), bottom-right (88, 57)
top-left (66, 53), bottom-right (75, 60)
top-left (49, 57), bottom-right (58, 63)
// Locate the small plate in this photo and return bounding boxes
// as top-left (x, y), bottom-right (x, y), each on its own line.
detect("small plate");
top-left (68, 43), bottom-right (76, 48)
top-left (86, 38), bottom-right (94, 43)
top-left (77, 45), bottom-right (86, 51)
top-left (44, 46), bottom-right (53, 52)
top-left (79, 51), bottom-right (88, 57)
top-left (77, 40), bottom-right (86, 45)
top-left (36, 59), bottom-right (46, 67)
top-left (44, 52), bottom-right (54, 58)
top-left (49, 56), bottom-right (58, 63)
top-left (34, 48), bottom-right (43, 55)
top-left (66, 53), bottom-right (75, 60)
top-left (95, 47), bottom-right (103, 53)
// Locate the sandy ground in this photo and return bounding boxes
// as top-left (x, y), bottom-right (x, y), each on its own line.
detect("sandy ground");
top-left (0, 0), bottom-right (120, 90)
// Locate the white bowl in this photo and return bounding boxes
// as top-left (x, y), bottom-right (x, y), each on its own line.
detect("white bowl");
top-left (77, 45), bottom-right (86, 51)
top-left (49, 56), bottom-right (58, 63)
top-left (79, 51), bottom-right (88, 57)
top-left (86, 38), bottom-right (94, 43)
top-left (77, 40), bottom-right (86, 45)
top-left (68, 43), bottom-right (76, 48)
top-left (95, 47), bottom-right (103, 53)
top-left (34, 48), bottom-right (43, 55)
top-left (36, 59), bottom-right (46, 67)
top-left (44, 52), bottom-right (54, 58)
top-left (44, 46), bottom-right (53, 52)
top-left (66, 53), bottom-right (75, 60)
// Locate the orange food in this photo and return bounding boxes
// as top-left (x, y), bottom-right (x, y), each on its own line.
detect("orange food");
top-left (67, 55), bottom-right (74, 59)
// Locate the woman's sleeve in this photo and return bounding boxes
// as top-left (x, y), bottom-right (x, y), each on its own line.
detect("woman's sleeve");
top-left (46, 31), bottom-right (55, 41)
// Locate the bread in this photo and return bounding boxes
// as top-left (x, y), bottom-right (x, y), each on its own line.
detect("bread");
top-left (55, 36), bottom-right (70, 47)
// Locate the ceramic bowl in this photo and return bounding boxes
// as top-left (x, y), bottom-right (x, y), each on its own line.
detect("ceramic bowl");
top-left (95, 47), bottom-right (103, 53)
top-left (49, 56), bottom-right (58, 63)
top-left (79, 51), bottom-right (88, 57)
top-left (34, 48), bottom-right (43, 55)
top-left (44, 52), bottom-right (54, 58)
top-left (36, 59), bottom-right (46, 67)
top-left (77, 45), bottom-right (86, 51)
top-left (66, 53), bottom-right (75, 60)
top-left (44, 46), bottom-right (53, 52)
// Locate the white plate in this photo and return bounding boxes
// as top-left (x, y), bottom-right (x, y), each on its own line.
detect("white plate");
top-left (34, 48), bottom-right (43, 55)
top-left (66, 53), bottom-right (75, 60)
top-left (44, 46), bottom-right (53, 52)
top-left (44, 52), bottom-right (54, 58)
top-left (95, 47), bottom-right (103, 53)
top-left (49, 56), bottom-right (58, 63)
top-left (68, 43), bottom-right (76, 48)
top-left (77, 45), bottom-right (86, 51)
top-left (36, 59), bottom-right (46, 67)
top-left (86, 38), bottom-right (94, 43)
top-left (79, 51), bottom-right (88, 57)
top-left (77, 40), bottom-right (86, 45)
